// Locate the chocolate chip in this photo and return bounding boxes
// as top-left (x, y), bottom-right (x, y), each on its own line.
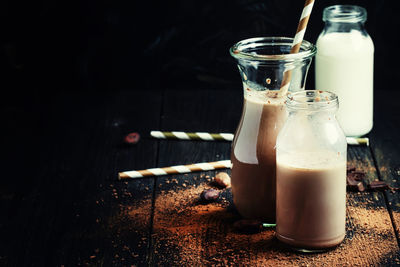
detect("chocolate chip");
top-left (200, 188), bottom-right (220, 202)
top-left (346, 167), bottom-right (367, 192)
top-left (368, 180), bottom-right (389, 191)
top-left (347, 179), bottom-right (366, 192)
top-left (233, 219), bottom-right (262, 234)
top-left (347, 176), bottom-right (360, 186)
top-left (347, 167), bottom-right (398, 192)
top-left (124, 132), bottom-right (140, 145)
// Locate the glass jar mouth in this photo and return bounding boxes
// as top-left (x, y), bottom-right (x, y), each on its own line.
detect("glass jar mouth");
top-left (323, 5), bottom-right (367, 23)
top-left (230, 37), bottom-right (316, 62)
top-left (286, 90), bottom-right (338, 111)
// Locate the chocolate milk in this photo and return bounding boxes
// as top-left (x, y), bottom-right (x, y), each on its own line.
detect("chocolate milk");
top-left (231, 91), bottom-right (286, 222)
top-left (276, 152), bottom-right (346, 249)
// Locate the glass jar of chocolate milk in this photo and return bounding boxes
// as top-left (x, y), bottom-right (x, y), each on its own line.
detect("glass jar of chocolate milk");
top-left (229, 37), bottom-right (316, 223)
top-left (276, 90), bottom-right (347, 251)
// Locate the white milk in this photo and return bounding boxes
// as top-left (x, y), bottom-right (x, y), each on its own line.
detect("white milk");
top-left (315, 30), bottom-right (374, 137)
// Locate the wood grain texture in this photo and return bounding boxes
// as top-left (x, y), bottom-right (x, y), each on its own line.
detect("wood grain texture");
top-left (150, 89), bottom-right (241, 265)
top-left (148, 90), bottom-right (400, 266)
top-left (345, 146), bottom-right (400, 266)
top-left (370, 90), bottom-right (400, 245)
top-left (139, 144), bottom-right (400, 266)
top-left (0, 91), bottom-right (161, 266)
top-left (63, 91), bottom-right (162, 266)
top-left (2, 89), bottom-right (400, 266)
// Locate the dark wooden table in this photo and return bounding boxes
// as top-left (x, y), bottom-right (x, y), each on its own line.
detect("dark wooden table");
top-left (1, 89), bottom-right (400, 266)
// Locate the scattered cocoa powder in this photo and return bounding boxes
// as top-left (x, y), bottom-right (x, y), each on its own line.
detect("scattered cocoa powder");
top-left (233, 219), bottom-right (263, 234)
top-left (107, 179), bottom-right (400, 266)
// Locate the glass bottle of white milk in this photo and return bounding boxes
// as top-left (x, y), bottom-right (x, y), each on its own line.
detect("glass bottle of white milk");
top-left (315, 5), bottom-right (374, 137)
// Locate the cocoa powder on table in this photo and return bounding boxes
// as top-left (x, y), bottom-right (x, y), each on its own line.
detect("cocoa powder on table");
top-left (107, 174), bottom-right (400, 266)
top-left (97, 167), bottom-right (400, 266)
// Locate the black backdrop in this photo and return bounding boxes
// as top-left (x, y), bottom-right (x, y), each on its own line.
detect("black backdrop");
top-left (1, 0), bottom-right (398, 94)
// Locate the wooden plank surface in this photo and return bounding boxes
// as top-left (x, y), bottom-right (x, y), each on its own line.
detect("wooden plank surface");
top-left (144, 90), bottom-right (400, 266)
top-left (1, 93), bottom-right (45, 266)
top-left (1, 91), bottom-right (161, 266)
top-left (370, 90), bottom-right (400, 244)
top-left (1, 89), bottom-right (400, 266)
top-left (149, 89), bottom-right (241, 265)
top-left (58, 91), bottom-right (161, 266)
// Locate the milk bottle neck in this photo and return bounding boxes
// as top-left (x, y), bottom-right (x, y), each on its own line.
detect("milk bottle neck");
top-left (323, 20), bottom-right (366, 34)
top-left (322, 5), bottom-right (368, 34)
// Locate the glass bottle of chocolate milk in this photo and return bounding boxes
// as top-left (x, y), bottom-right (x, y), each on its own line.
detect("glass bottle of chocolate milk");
top-left (229, 37), bottom-right (316, 223)
top-left (276, 90), bottom-right (347, 251)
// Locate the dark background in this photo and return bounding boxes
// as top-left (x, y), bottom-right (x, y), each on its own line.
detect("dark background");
top-left (1, 1), bottom-right (399, 264)
top-left (0, 0), bottom-right (397, 199)
top-left (1, 0), bottom-right (397, 95)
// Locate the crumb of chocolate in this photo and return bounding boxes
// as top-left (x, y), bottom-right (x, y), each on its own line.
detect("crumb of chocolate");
top-left (368, 180), bottom-right (389, 191)
top-left (370, 180), bottom-right (400, 192)
top-left (200, 188), bottom-right (220, 202)
top-left (346, 166), bottom-right (400, 193)
top-left (347, 167), bottom-right (367, 192)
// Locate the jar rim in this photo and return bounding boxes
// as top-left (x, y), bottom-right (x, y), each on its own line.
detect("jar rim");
top-left (323, 5), bottom-right (367, 23)
top-left (230, 37), bottom-right (316, 62)
top-left (286, 90), bottom-right (338, 111)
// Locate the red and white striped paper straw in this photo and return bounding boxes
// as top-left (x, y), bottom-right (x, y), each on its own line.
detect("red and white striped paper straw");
top-left (118, 160), bottom-right (232, 180)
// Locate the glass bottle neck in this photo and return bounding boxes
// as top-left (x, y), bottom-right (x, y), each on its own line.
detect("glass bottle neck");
top-left (324, 20), bottom-right (365, 33)
top-left (322, 5), bottom-right (368, 34)
top-left (286, 90), bottom-right (339, 114)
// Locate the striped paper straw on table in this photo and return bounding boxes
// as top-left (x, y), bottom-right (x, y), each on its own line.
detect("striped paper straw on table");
top-left (150, 131), bottom-right (369, 146)
top-left (118, 160), bottom-right (232, 180)
top-left (151, 131), bottom-right (234, 141)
